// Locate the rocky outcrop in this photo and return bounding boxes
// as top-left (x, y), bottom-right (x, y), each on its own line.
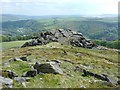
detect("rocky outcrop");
top-left (33, 62), bottom-right (63, 74)
top-left (21, 29), bottom-right (95, 49)
top-left (74, 66), bottom-right (118, 86)
top-left (84, 71), bottom-right (118, 86)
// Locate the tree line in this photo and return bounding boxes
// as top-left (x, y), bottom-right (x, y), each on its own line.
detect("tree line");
top-left (93, 40), bottom-right (120, 49)
top-left (0, 35), bottom-right (32, 42)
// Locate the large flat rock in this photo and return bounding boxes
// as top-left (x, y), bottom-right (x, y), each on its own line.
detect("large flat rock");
top-left (34, 62), bottom-right (63, 74)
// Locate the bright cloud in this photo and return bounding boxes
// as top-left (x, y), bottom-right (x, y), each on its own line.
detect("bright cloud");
top-left (1, 0), bottom-right (119, 15)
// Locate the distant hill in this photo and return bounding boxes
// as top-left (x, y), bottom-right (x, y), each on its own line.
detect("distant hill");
top-left (1, 14), bottom-right (57, 22)
top-left (1, 15), bottom-right (118, 41)
top-left (1, 14), bottom-right (83, 22)
top-left (1, 14), bottom-right (118, 22)
top-left (1, 14), bottom-right (31, 22)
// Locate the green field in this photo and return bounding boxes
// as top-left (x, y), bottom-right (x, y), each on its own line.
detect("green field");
top-left (0, 40), bottom-right (31, 50)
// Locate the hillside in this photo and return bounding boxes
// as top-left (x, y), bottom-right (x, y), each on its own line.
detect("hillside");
top-left (1, 41), bottom-right (119, 88)
top-left (2, 16), bottom-right (118, 41)
top-left (2, 20), bottom-right (45, 36)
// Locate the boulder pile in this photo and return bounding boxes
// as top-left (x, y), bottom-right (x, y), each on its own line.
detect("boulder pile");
top-left (21, 29), bottom-right (95, 49)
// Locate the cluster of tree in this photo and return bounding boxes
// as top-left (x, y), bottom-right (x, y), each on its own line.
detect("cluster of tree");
top-left (93, 40), bottom-right (120, 49)
top-left (2, 20), bottom-right (45, 36)
top-left (0, 35), bottom-right (32, 42)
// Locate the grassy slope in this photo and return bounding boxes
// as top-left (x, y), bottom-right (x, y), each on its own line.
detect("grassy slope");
top-left (2, 42), bottom-right (119, 88)
top-left (0, 40), bottom-right (31, 49)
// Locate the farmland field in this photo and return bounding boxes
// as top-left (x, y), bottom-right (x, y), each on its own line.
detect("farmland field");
top-left (0, 40), bottom-right (31, 50)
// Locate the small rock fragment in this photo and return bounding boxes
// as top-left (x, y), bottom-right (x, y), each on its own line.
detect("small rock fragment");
top-left (0, 76), bottom-right (13, 88)
top-left (22, 70), bottom-right (37, 77)
top-left (20, 57), bottom-right (27, 61)
top-left (14, 77), bottom-right (30, 83)
top-left (7, 70), bottom-right (18, 79)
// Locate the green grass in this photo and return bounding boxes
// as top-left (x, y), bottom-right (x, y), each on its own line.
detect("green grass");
top-left (2, 61), bottom-right (31, 76)
top-left (0, 40), bottom-right (31, 49)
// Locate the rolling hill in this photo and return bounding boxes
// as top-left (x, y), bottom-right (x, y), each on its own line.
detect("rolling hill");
top-left (1, 16), bottom-right (118, 41)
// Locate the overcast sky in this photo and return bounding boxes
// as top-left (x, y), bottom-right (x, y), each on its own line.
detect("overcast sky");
top-left (0, 0), bottom-right (119, 16)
